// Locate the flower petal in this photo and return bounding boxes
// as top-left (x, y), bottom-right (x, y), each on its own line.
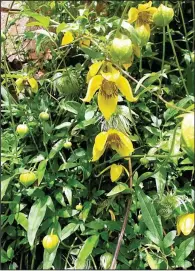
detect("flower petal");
top-left (61, 31), bottom-right (74, 45)
top-left (148, 7), bottom-right (158, 15)
top-left (92, 131), bottom-right (108, 161)
top-left (101, 66), bottom-right (120, 82)
top-left (138, 1), bottom-right (152, 11)
top-left (98, 91), bottom-right (118, 120)
top-left (110, 130), bottom-right (134, 158)
top-left (180, 214), bottom-right (195, 236)
top-left (82, 75), bottom-right (103, 102)
top-left (110, 164), bottom-right (123, 182)
top-left (16, 78), bottom-right (24, 92)
top-left (128, 7), bottom-right (138, 23)
top-left (89, 61), bottom-right (104, 77)
top-left (133, 44), bottom-right (141, 58)
top-left (28, 78), bottom-right (38, 93)
top-left (115, 75), bottom-right (137, 102)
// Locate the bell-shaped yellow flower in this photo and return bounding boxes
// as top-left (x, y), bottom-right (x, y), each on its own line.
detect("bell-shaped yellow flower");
top-left (82, 62), bottom-right (137, 120)
top-left (176, 213), bottom-right (195, 236)
top-left (92, 129), bottom-right (134, 161)
top-left (128, 1), bottom-right (157, 44)
top-left (61, 31), bottom-right (74, 45)
top-left (15, 77), bottom-right (38, 93)
top-left (98, 163), bottom-right (129, 182)
top-left (79, 38), bottom-right (91, 48)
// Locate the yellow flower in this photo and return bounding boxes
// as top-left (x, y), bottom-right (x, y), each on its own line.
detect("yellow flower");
top-left (82, 62), bottom-right (137, 120)
top-left (92, 129), bottom-right (134, 161)
top-left (176, 213), bottom-right (195, 236)
top-left (15, 77), bottom-right (38, 93)
top-left (61, 31), bottom-right (74, 45)
top-left (98, 163), bottom-right (129, 182)
top-left (128, 1), bottom-right (157, 44)
top-left (80, 38), bottom-right (91, 47)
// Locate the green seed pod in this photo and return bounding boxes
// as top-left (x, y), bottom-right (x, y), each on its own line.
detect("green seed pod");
top-left (39, 112), bottom-right (50, 121)
top-left (19, 172), bottom-right (37, 187)
top-left (136, 25), bottom-right (150, 47)
top-left (140, 157), bottom-right (149, 165)
top-left (42, 234), bottom-right (59, 253)
top-left (110, 34), bottom-right (133, 64)
top-left (63, 141), bottom-right (72, 149)
top-left (153, 4), bottom-right (174, 27)
top-left (16, 124), bottom-right (29, 136)
top-left (100, 252), bottom-right (113, 269)
top-left (181, 112), bottom-right (194, 163)
top-left (76, 203), bottom-right (83, 211)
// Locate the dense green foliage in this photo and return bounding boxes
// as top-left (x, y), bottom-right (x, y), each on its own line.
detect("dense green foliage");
top-left (1, 1), bottom-right (194, 270)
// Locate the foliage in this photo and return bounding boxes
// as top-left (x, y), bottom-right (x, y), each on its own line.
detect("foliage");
top-left (1, 0), bottom-right (194, 270)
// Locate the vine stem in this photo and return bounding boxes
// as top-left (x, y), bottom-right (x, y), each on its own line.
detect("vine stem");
top-left (167, 25), bottom-right (189, 96)
top-left (115, 2), bottom-right (131, 37)
top-left (110, 158), bottom-right (133, 269)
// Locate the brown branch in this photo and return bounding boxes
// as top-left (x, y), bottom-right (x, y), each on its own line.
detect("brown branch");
top-left (110, 158), bottom-right (133, 270)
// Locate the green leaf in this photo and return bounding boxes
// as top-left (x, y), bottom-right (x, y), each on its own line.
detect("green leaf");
top-left (63, 186), bottom-right (72, 206)
top-left (164, 97), bottom-right (192, 121)
top-left (79, 201), bottom-right (92, 222)
top-left (15, 212), bottom-right (28, 231)
top-left (107, 183), bottom-right (129, 197)
top-left (86, 220), bottom-right (104, 230)
top-left (153, 167), bottom-right (167, 196)
top-left (163, 230), bottom-right (176, 248)
top-left (54, 190), bottom-right (66, 207)
top-left (37, 159), bottom-right (47, 185)
top-left (48, 139), bottom-right (64, 159)
top-left (27, 198), bottom-right (47, 246)
top-left (136, 188), bottom-right (163, 246)
top-left (121, 21), bottom-right (140, 45)
top-left (57, 208), bottom-right (79, 218)
top-left (62, 101), bottom-right (81, 114)
top-left (1, 249), bottom-right (9, 263)
top-left (146, 251), bottom-right (159, 269)
top-left (1, 175), bottom-right (12, 200)
top-left (56, 22), bottom-right (66, 34)
top-left (137, 172), bottom-right (152, 184)
top-left (174, 237), bottom-right (194, 267)
top-left (43, 245), bottom-right (59, 269)
top-left (61, 223), bottom-right (80, 241)
top-left (80, 47), bottom-right (104, 60)
top-left (23, 11), bottom-right (50, 28)
top-left (58, 162), bottom-right (78, 171)
top-left (75, 235), bottom-right (99, 269)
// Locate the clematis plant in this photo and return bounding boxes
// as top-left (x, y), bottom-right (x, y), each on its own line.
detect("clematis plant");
top-left (82, 61), bottom-right (137, 120)
top-left (98, 163), bottom-right (129, 182)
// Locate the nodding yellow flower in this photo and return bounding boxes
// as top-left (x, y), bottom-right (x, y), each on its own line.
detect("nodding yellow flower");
top-left (128, 1), bottom-right (157, 42)
top-left (92, 129), bottom-right (134, 161)
top-left (82, 62), bottom-right (137, 120)
top-left (79, 38), bottom-right (91, 48)
top-left (16, 77), bottom-right (38, 93)
top-left (98, 163), bottom-right (129, 182)
top-left (61, 31), bottom-right (74, 45)
top-left (176, 213), bottom-right (195, 236)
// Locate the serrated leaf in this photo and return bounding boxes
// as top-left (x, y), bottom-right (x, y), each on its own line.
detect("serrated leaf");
top-left (75, 235), bottom-right (99, 269)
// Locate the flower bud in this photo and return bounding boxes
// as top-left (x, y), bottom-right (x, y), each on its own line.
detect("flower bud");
top-left (76, 203), bottom-right (83, 211)
top-left (19, 172), bottom-right (37, 187)
top-left (63, 141), bottom-right (72, 149)
top-left (136, 25), bottom-right (150, 47)
top-left (16, 124), bottom-right (29, 136)
top-left (100, 252), bottom-right (113, 269)
top-left (42, 234), bottom-right (59, 253)
top-left (1, 31), bottom-right (6, 42)
top-left (39, 112), bottom-right (50, 121)
top-left (176, 213), bottom-right (195, 236)
top-left (153, 4), bottom-right (174, 27)
top-left (140, 157), bottom-right (149, 165)
top-left (181, 112), bottom-right (194, 163)
top-left (110, 34), bottom-right (133, 64)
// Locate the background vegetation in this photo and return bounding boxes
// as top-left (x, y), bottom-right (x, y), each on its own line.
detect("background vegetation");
top-left (1, 0), bottom-right (194, 270)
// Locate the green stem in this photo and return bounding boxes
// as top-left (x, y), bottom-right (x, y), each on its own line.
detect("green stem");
top-left (167, 25), bottom-right (189, 96)
top-left (139, 48), bottom-right (143, 75)
top-left (178, 2), bottom-right (191, 53)
top-left (115, 2), bottom-right (131, 37)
